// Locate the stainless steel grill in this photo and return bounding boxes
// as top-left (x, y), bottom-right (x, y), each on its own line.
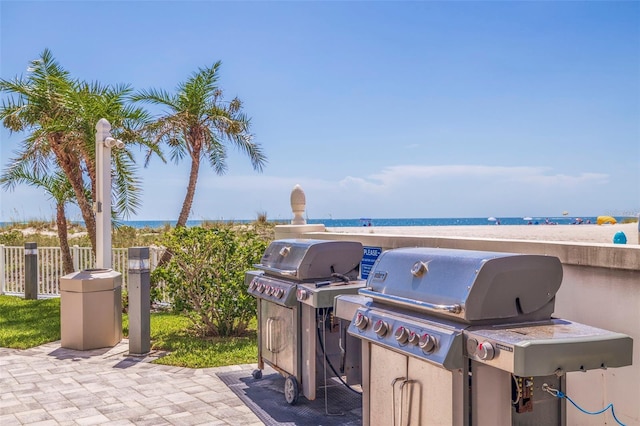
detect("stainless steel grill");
top-left (335, 247), bottom-right (633, 425)
top-left (246, 239), bottom-right (366, 405)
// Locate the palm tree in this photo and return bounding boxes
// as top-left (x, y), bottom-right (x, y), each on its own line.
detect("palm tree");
top-left (0, 49), bottom-right (155, 254)
top-left (0, 163), bottom-right (80, 274)
top-left (132, 61), bottom-right (266, 228)
top-left (65, 80), bottom-right (159, 222)
top-left (0, 50), bottom-right (94, 244)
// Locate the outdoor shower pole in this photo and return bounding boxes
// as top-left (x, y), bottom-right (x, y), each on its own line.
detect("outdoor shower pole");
top-left (95, 119), bottom-right (123, 269)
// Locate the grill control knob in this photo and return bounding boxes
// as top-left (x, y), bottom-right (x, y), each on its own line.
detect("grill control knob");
top-left (408, 331), bottom-right (420, 346)
top-left (296, 288), bottom-right (309, 301)
top-left (257, 283), bottom-right (265, 293)
top-left (373, 320), bottom-right (389, 337)
top-left (477, 342), bottom-right (495, 361)
top-left (249, 279), bottom-right (258, 290)
top-left (265, 286), bottom-right (273, 296)
top-left (419, 333), bottom-right (437, 354)
top-left (274, 288), bottom-right (284, 299)
top-left (354, 313), bottom-right (369, 330)
top-left (394, 326), bottom-right (410, 345)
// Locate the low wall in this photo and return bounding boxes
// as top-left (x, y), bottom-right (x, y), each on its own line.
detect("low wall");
top-left (277, 225), bottom-right (640, 425)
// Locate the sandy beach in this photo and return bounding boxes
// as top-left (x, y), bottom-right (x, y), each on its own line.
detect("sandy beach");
top-left (328, 222), bottom-right (639, 244)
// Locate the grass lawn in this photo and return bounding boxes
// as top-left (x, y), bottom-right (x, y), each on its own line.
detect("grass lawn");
top-left (0, 295), bottom-right (61, 349)
top-left (0, 295), bottom-right (258, 368)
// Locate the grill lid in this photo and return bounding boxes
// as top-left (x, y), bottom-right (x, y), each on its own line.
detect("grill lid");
top-left (361, 247), bottom-right (563, 324)
top-left (255, 239), bottom-right (363, 281)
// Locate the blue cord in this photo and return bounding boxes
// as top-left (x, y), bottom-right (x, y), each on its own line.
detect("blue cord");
top-left (554, 390), bottom-right (626, 426)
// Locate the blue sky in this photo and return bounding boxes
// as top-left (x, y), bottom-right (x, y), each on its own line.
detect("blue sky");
top-left (1, 1), bottom-right (639, 222)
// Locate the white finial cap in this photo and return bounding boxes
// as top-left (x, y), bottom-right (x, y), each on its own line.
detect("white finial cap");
top-left (290, 184), bottom-right (306, 225)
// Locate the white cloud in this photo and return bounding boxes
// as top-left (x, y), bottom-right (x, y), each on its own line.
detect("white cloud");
top-left (0, 163), bottom-right (620, 222)
top-left (337, 165), bottom-right (609, 194)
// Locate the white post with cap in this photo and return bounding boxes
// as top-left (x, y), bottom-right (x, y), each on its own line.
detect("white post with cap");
top-left (95, 119), bottom-right (124, 269)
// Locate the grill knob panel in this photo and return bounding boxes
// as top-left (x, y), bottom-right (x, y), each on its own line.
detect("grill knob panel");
top-left (477, 342), bottom-right (495, 360)
top-left (373, 320), bottom-right (389, 337)
top-left (419, 333), bottom-right (437, 354)
top-left (354, 313), bottom-right (369, 330)
top-left (394, 326), bottom-right (410, 345)
top-left (466, 338), bottom-right (479, 356)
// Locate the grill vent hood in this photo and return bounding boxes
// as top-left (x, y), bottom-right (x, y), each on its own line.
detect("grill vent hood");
top-left (255, 239), bottom-right (363, 281)
top-left (364, 247), bottom-right (563, 324)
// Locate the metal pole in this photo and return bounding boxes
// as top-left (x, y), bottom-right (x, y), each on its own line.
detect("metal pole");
top-left (24, 242), bottom-right (38, 300)
top-left (95, 119), bottom-right (124, 269)
top-left (128, 247), bottom-right (151, 355)
top-left (96, 119), bottom-right (111, 269)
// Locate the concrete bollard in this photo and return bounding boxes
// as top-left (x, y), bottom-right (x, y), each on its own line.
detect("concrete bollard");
top-left (24, 242), bottom-right (38, 300)
top-left (128, 247), bottom-right (151, 355)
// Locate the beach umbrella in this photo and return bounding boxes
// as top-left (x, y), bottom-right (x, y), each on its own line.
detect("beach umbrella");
top-left (523, 217), bottom-right (532, 221)
top-left (597, 216), bottom-right (617, 225)
top-left (488, 217), bottom-right (497, 222)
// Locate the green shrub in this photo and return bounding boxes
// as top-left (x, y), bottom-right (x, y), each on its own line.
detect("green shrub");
top-left (0, 229), bottom-right (23, 245)
top-left (151, 225), bottom-right (268, 337)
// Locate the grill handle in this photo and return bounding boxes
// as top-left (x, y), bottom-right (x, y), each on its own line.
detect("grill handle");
top-left (359, 288), bottom-right (463, 315)
top-left (253, 264), bottom-right (297, 277)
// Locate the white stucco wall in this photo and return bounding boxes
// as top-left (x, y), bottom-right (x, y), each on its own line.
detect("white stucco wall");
top-left (277, 225), bottom-right (640, 425)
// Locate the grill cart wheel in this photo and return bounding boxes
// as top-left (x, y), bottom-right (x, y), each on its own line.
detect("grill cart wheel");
top-left (284, 375), bottom-right (299, 405)
top-left (251, 369), bottom-right (262, 379)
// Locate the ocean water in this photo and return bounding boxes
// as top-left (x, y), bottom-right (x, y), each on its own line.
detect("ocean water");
top-left (1, 216), bottom-right (617, 230)
top-left (106, 216), bottom-right (603, 229)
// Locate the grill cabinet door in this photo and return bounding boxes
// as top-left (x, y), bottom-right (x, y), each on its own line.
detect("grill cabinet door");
top-left (368, 344), bottom-right (461, 426)
top-left (407, 357), bottom-right (455, 425)
top-left (369, 344), bottom-right (407, 426)
top-left (260, 300), bottom-right (297, 376)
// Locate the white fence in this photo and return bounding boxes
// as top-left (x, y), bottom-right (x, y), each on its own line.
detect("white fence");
top-left (0, 245), bottom-right (164, 298)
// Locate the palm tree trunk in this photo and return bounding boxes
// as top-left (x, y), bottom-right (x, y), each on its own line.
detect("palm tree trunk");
top-left (176, 152), bottom-right (201, 228)
top-left (49, 135), bottom-right (97, 253)
top-left (158, 150), bottom-right (201, 266)
top-left (56, 203), bottom-right (74, 275)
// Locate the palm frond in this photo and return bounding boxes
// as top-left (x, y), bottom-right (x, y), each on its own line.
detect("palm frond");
top-left (111, 149), bottom-right (141, 219)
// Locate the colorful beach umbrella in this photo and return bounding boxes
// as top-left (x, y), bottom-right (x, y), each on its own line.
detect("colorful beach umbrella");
top-left (596, 216), bottom-right (617, 225)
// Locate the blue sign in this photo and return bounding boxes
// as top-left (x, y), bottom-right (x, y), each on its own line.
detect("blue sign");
top-left (361, 246), bottom-right (382, 280)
